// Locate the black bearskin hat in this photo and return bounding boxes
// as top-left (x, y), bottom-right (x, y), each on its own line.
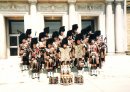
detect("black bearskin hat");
top-left (89, 33), bottom-right (96, 43)
top-left (31, 38), bottom-right (38, 49)
top-left (67, 30), bottom-right (72, 37)
top-left (44, 27), bottom-right (49, 33)
top-left (19, 33), bottom-right (26, 44)
top-left (26, 29), bottom-right (31, 36)
top-left (94, 30), bottom-right (101, 37)
top-left (52, 31), bottom-right (59, 38)
top-left (61, 37), bottom-right (68, 47)
top-left (72, 24), bottom-right (78, 31)
top-left (31, 38), bottom-right (38, 44)
top-left (46, 38), bottom-right (54, 48)
top-left (75, 34), bottom-right (83, 41)
top-left (89, 34), bottom-right (96, 40)
top-left (39, 32), bottom-right (46, 41)
top-left (59, 26), bottom-right (65, 34)
top-left (81, 27), bottom-right (89, 38)
top-left (81, 28), bottom-right (86, 36)
top-left (86, 25), bottom-right (93, 33)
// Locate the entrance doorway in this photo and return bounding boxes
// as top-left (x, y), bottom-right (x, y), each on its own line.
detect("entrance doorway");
top-left (81, 16), bottom-right (98, 32)
top-left (44, 16), bottom-right (62, 36)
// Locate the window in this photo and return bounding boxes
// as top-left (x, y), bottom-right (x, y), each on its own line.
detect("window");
top-left (9, 20), bottom-right (24, 56)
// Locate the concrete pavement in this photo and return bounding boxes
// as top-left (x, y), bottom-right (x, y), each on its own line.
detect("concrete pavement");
top-left (0, 54), bottom-right (130, 92)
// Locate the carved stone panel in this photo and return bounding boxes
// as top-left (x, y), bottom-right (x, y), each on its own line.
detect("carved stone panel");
top-left (0, 2), bottom-right (29, 12)
top-left (37, 3), bottom-right (68, 12)
top-left (76, 3), bottom-right (105, 12)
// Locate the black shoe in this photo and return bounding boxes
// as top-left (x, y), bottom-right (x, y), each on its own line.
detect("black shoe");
top-left (93, 74), bottom-right (97, 76)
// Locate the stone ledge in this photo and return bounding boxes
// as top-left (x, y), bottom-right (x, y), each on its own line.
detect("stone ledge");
top-left (106, 52), bottom-right (127, 56)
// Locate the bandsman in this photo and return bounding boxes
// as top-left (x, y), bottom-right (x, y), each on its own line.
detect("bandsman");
top-left (73, 34), bottom-right (85, 75)
top-left (89, 34), bottom-right (99, 76)
top-left (25, 29), bottom-right (32, 45)
top-left (43, 27), bottom-right (50, 39)
top-left (45, 38), bottom-right (55, 78)
top-left (19, 33), bottom-right (30, 71)
top-left (30, 38), bottom-right (40, 79)
top-left (71, 24), bottom-right (78, 40)
top-left (58, 38), bottom-right (72, 65)
top-left (59, 26), bottom-right (65, 40)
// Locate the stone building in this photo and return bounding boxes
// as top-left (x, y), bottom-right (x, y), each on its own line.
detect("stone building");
top-left (0, 0), bottom-right (127, 59)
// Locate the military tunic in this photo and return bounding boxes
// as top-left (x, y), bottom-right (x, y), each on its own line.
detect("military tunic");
top-left (59, 47), bottom-right (71, 62)
top-left (73, 44), bottom-right (84, 59)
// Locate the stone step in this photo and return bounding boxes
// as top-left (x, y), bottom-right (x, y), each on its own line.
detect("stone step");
top-left (125, 51), bottom-right (130, 55)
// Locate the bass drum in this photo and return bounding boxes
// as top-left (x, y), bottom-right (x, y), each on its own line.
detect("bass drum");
top-left (60, 75), bottom-right (73, 85)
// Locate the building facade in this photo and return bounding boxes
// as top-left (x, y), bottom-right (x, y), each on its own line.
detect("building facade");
top-left (0, 0), bottom-right (127, 59)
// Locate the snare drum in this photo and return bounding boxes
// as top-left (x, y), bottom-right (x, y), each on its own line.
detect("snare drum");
top-left (49, 77), bottom-right (58, 84)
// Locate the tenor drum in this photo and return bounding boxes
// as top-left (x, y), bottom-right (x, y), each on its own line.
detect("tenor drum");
top-left (49, 77), bottom-right (58, 84)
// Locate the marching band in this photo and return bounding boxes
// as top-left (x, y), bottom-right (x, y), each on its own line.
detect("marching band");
top-left (19, 24), bottom-right (107, 85)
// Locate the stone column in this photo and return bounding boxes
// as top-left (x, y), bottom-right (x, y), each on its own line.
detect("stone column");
top-left (36, 14), bottom-right (44, 36)
top-left (62, 14), bottom-right (69, 36)
top-left (115, 1), bottom-right (124, 52)
top-left (68, 0), bottom-right (76, 30)
top-left (106, 2), bottom-right (115, 53)
top-left (29, 0), bottom-right (37, 37)
top-left (98, 12), bottom-right (106, 38)
top-left (77, 13), bottom-right (81, 33)
top-left (24, 14), bottom-right (31, 33)
top-left (124, 0), bottom-right (128, 52)
top-left (30, 0), bottom-right (37, 15)
top-left (0, 14), bottom-right (7, 59)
